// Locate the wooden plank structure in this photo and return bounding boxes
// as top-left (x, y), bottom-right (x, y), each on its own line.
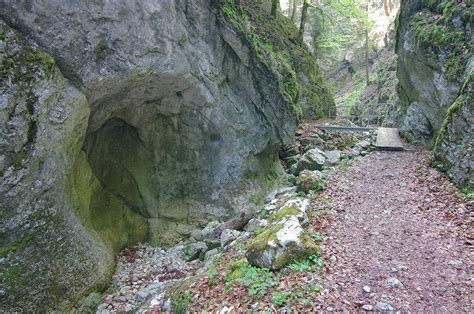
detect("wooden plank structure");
top-left (375, 127), bottom-right (404, 151)
top-left (314, 124), bottom-right (405, 151)
top-left (313, 125), bottom-right (376, 132)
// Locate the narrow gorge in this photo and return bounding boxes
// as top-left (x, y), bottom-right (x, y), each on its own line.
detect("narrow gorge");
top-left (0, 0), bottom-right (472, 312)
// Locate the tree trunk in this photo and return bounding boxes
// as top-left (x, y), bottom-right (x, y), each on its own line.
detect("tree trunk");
top-left (365, 3), bottom-right (370, 85)
top-left (383, 0), bottom-right (390, 16)
top-left (271, 0), bottom-right (280, 17)
top-left (291, 0), bottom-right (297, 22)
top-left (298, 0), bottom-right (309, 43)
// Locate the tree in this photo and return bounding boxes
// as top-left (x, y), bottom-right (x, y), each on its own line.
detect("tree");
top-left (305, 0), bottom-right (372, 68)
top-left (291, 0), bottom-right (298, 22)
top-left (364, 2), bottom-right (370, 85)
top-left (271, 0), bottom-right (280, 17)
top-left (298, 0), bottom-right (310, 43)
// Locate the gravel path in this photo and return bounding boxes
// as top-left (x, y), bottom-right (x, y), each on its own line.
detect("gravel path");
top-left (314, 148), bottom-right (473, 312)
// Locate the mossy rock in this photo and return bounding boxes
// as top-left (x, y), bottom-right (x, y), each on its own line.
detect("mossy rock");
top-left (269, 207), bottom-right (301, 222)
top-left (296, 170), bottom-right (326, 192)
top-left (246, 217), bottom-right (319, 270)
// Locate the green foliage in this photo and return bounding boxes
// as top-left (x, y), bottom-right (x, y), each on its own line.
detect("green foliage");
top-left (271, 290), bottom-right (292, 306)
top-left (309, 0), bottom-right (373, 64)
top-left (409, 1), bottom-right (471, 82)
top-left (173, 290), bottom-right (191, 314)
top-left (309, 231), bottom-right (324, 241)
top-left (287, 254), bottom-right (324, 273)
top-left (225, 259), bottom-right (278, 298)
top-left (339, 78), bottom-right (366, 115)
top-left (94, 40), bottom-right (107, 60)
top-left (236, 264), bottom-right (277, 298)
top-left (321, 195), bottom-right (332, 204)
top-left (225, 258), bottom-right (249, 284)
top-left (258, 207), bottom-right (271, 219)
top-left (220, 0), bottom-right (334, 119)
top-left (24, 47), bottom-right (55, 73)
top-left (1, 34), bottom-right (56, 84)
top-left (461, 189), bottom-right (474, 200)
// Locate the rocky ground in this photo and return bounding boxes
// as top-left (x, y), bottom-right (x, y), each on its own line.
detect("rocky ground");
top-left (96, 246), bottom-right (199, 312)
top-left (95, 123), bottom-right (472, 313)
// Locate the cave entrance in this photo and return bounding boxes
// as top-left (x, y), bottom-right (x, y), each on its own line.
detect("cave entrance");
top-left (68, 75), bottom-right (234, 252)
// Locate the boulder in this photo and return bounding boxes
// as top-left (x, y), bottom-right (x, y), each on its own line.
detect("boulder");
top-left (200, 221), bottom-right (223, 240)
top-left (271, 198), bottom-right (310, 226)
top-left (243, 218), bottom-right (269, 233)
top-left (265, 186), bottom-right (297, 203)
top-left (299, 134), bottom-right (324, 148)
top-left (281, 144), bottom-right (300, 158)
top-left (246, 216), bottom-right (319, 270)
top-left (181, 242), bottom-right (208, 262)
top-left (325, 150), bottom-right (341, 166)
top-left (297, 170), bottom-right (326, 192)
top-left (284, 154), bottom-right (300, 167)
top-left (355, 139), bottom-right (371, 150)
top-left (220, 229), bottom-right (241, 248)
top-left (295, 148), bottom-right (326, 174)
top-left (204, 248), bottom-right (220, 261)
top-left (348, 148), bottom-right (361, 158)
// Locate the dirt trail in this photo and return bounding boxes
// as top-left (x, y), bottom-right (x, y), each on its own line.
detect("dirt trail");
top-left (313, 148), bottom-right (473, 312)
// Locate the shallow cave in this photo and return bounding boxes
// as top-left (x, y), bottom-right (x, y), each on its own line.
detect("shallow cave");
top-left (68, 75), bottom-right (241, 251)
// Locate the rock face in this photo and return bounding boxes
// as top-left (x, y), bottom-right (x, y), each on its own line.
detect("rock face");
top-left (0, 1), bottom-right (333, 311)
top-left (433, 75), bottom-right (474, 188)
top-left (395, 0), bottom-right (473, 188)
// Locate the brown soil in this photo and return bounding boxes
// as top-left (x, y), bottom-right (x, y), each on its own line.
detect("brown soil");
top-left (315, 148), bottom-right (473, 312)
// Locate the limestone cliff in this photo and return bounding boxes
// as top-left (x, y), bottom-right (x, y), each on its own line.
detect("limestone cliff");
top-left (396, 0), bottom-right (473, 188)
top-left (0, 0), bottom-right (333, 311)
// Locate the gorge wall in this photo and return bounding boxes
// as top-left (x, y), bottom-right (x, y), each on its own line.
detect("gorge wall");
top-left (396, 0), bottom-right (473, 188)
top-left (0, 0), bottom-right (334, 311)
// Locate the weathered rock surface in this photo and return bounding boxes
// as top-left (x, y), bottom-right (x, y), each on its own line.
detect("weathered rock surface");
top-left (246, 193), bottom-right (316, 270)
top-left (243, 218), bottom-right (268, 233)
top-left (325, 150), bottom-right (341, 166)
top-left (296, 170), bottom-right (326, 192)
top-left (0, 1), bottom-right (333, 311)
top-left (246, 216), bottom-right (318, 270)
top-left (296, 148), bottom-right (326, 174)
top-left (395, 0), bottom-right (473, 188)
top-left (220, 229), bottom-right (241, 248)
top-left (433, 75), bottom-right (473, 188)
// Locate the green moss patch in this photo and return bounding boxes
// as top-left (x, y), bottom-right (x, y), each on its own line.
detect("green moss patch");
top-left (67, 152), bottom-right (148, 255)
top-left (409, 0), bottom-right (472, 82)
top-left (248, 223), bottom-right (283, 251)
top-left (272, 234), bottom-right (319, 269)
top-left (269, 206), bottom-right (300, 222)
top-left (221, 0), bottom-right (334, 119)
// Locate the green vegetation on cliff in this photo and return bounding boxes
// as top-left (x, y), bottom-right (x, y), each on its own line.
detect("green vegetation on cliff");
top-left (221, 0), bottom-right (335, 119)
top-left (409, 0), bottom-right (472, 81)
